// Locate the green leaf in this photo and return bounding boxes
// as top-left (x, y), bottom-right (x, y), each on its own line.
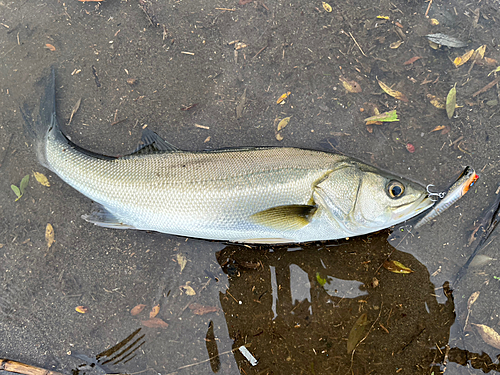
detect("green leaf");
top-left (446, 84), bottom-right (457, 119)
top-left (316, 272), bottom-right (327, 287)
top-left (11, 184), bottom-right (21, 199)
top-left (364, 109), bottom-right (399, 123)
top-left (19, 175), bottom-right (30, 195)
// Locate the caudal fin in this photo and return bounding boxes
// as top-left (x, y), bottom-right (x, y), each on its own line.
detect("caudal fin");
top-left (22, 68), bottom-right (61, 169)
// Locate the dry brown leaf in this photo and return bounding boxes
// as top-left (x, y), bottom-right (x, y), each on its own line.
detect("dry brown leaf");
top-left (390, 40), bottom-right (403, 49)
top-left (473, 323), bottom-right (500, 349)
top-left (403, 56), bottom-right (421, 65)
top-left (473, 45), bottom-right (487, 62)
top-left (484, 57), bottom-right (498, 67)
top-left (430, 125), bottom-right (446, 133)
top-left (467, 291), bottom-right (480, 310)
top-left (339, 76), bottom-right (362, 93)
top-left (377, 79), bottom-right (408, 102)
top-left (277, 117), bottom-right (291, 132)
top-left (383, 260), bottom-right (413, 274)
top-left (427, 94), bottom-right (445, 109)
top-left (75, 306), bottom-right (88, 314)
top-left (130, 304), bottom-right (146, 316)
top-left (150, 304), bottom-right (160, 318)
top-left (189, 303), bottom-right (219, 315)
top-left (347, 313), bottom-right (368, 353)
top-left (141, 317), bottom-right (169, 328)
top-left (33, 172), bottom-right (50, 187)
top-left (45, 223), bottom-right (54, 249)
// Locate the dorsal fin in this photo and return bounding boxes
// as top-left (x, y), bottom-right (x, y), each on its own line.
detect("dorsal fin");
top-left (131, 128), bottom-right (179, 155)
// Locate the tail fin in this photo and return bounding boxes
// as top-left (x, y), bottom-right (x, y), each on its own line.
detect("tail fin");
top-left (22, 68), bottom-right (61, 169)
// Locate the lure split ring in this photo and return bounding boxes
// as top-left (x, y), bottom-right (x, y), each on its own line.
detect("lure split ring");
top-left (426, 184), bottom-right (446, 201)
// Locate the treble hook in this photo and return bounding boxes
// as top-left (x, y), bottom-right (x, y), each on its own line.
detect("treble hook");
top-left (426, 184), bottom-right (446, 201)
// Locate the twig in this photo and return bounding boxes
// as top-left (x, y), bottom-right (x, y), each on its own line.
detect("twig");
top-left (165, 346), bottom-right (245, 374)
top-left (253, 45), bottom-right (268, 59)
top-left (472, 77), bottom-right (500, 97)
top-left (0, 359), bottom-right (66, 375)
top-left (348, 31), bottom-right (367, 57)
top-left (424, 0), bottom-right (433, 18)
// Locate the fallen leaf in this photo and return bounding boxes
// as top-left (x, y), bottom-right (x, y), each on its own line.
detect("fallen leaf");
top-left (277, 116), bottom-right (291, 132)
top-left (427, 94), bottom-right (445, 109)
top-left (488, 66), bottom-right (500, 77)
top-left (68, 98), bottom-right (81, 126)
top-left (275, 132), bottom-right (284, 141)
top-left (316, 272), bottom-right (327, 286)
top-left (276, 91), bottom-right (291, 104)
top-left (430, 125), bottom-right (446, 132)
top-left (446, 84), bottom-right (457, 119)
top-left (377, 79), bottom-right (408, 102)
top-left (11, 185), bottom-right (21, 200)
top-left (425, 33), bottom-right (467, 48)
top-left (453, 49), bottom-right (474, 67)
top-left (364, 110), bottom-right (399, 124)
top-left (130, 304), bottom-right (146, 316)
top-left (180, 282), bottom-right (196, 296)
top-left (473, 324), bottom-right (500, 349)
top-left (236, 88), bottom-right (247, 119)
top-left (141, 317), bottom-right (169, 328)
top-left (390, 40), bottom-right (403, 49)
top-left (322, 2), bottom-right (332, 12)
top-left (189, 303), bottom-right (218, 315)
top-left (377, 15), bottom-right (389, 20)
top-left (467, 291), bottom-right (480, 310)
top-left (383, 260), bottom-right (413, 273)
top-left (428, 40), bottom-right (439, 50)
top-left (339, 76), bottom-right (362, 93)
top-left (75, 306), bottom-right (88, 314)
top-left (46, 223), bottom-right (55, 249)
top-left (33, 172), bottom-right (50, 187)
top-left (429, 18), bottom-right (439, 25)
top-left (176, 253), bottom-right (187, 273)
top-left (45, 44), bottom-right (56, 51)
top-left (347, 313), bottom-right (368, 353)
top-left (483, 57), bottom-right (498, 67)
top-left (150, 303), bottom-right (160, 318)
top-left (20, 175), bottom-right (29, 195)
top-left (472, 44), bottom-right (487, 62)
top-left (406, 143), bottom-right (415, 153)
top-left (403, 56), bottom-right (421, 65)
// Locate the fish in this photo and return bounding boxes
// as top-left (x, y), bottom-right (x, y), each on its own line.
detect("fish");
top-left (22, 69), bottom-right (434, 244)
top-left (414, 166), bottom-right (479, 229)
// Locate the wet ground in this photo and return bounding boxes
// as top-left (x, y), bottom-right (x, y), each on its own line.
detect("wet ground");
top-left (1, 0), bottom-right (500, 374)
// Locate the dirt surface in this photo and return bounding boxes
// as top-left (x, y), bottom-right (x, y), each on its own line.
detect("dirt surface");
top-left (1, 0), bottom-right (500, 374)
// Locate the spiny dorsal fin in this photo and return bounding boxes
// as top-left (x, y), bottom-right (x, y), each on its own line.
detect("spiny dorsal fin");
top-left (249, 204), bottom-right (317, 231)
top-left (131, 128), bottom-right (179, 155)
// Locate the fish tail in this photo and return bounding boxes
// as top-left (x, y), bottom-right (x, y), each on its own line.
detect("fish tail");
top-left (22, 67), bottom-right (63, 169)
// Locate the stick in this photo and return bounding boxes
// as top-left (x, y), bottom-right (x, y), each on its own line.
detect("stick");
top-left (348, 31), bottom-right (367, 57)
top-left (0, 359), bottom-right (66, 375)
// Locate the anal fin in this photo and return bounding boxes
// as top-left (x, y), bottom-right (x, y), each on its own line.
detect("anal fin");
top-left (82, 204), bottom-right (136, 229)
top-left (249, 204), bottom-right (317, 231)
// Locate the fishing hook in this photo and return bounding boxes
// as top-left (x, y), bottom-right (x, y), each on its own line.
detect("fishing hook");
top-left (426, 184), bottom-right (446, 201)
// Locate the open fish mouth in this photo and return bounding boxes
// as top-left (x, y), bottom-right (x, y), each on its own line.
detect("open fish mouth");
top-left (391, 193), bottom-right (435, 222)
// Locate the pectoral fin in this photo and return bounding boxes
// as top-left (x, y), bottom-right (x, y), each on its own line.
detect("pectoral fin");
top-left (82, 204), bottom-right (136, 229)
top-left (249, 205), bottom-right (317, 231)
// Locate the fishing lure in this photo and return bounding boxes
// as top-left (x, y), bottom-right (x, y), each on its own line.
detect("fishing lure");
top-left (414, 166), bottom-right (479, 229)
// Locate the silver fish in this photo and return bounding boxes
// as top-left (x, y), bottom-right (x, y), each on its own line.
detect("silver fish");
top-left (23, 70), bottom-right (433, 244)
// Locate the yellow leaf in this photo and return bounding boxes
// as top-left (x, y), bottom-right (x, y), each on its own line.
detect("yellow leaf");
top-left (377, 15), bottom-right (389, 20)
top-left (446, 84), bottom-right (457, 119)
top-left (45, 223), bottom-right (55, 249)
top-left (427, 94), bottom-right (445, 109)
top-left (33, 171), bottom-right (50, 187)
top-left (75, 306), bottom-right (88, 314)
top-left (390, 40), bottom-right (403, 49)
top-left (429, 18), bottom-right (439, 25)
top-left (322, 2), bottom-right (332, 12)
top-left (377, 79), bottom-right (408, 102)
top-left (473, 45), bottom-right (486, 61)
top-left (276, 92), bottom-right (291, 104)
top-left (176, 253), bottom-right (187, 273)
top-left (428, 40), bottom-right (439, 50)
top-left (150, 304), bottom-right (160, 318)
top-left (277, 116), bottom-right (291, 132)
top-left (347, 313), bottom-right (368, 353)
top-left (454, 49), bottom-right (474, 67)
top-left (180, 282), bottom-right (196, 296)
top-left (383, 260), bottom-right (413, 274)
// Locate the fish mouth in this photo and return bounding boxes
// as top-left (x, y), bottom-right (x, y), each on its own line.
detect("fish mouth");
top-left (391, 193), bottom-right (435, 222)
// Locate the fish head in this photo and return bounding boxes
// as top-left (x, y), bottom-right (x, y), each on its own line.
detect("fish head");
top-left (314, 162), bottom-right (434, 236)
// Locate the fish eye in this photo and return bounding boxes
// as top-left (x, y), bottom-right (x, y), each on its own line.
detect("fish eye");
top-left (387, 181), bottom-right (405, 198)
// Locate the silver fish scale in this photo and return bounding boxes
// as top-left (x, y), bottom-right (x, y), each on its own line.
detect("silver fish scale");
top-left (46, 136), bottom-right (349, 240)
